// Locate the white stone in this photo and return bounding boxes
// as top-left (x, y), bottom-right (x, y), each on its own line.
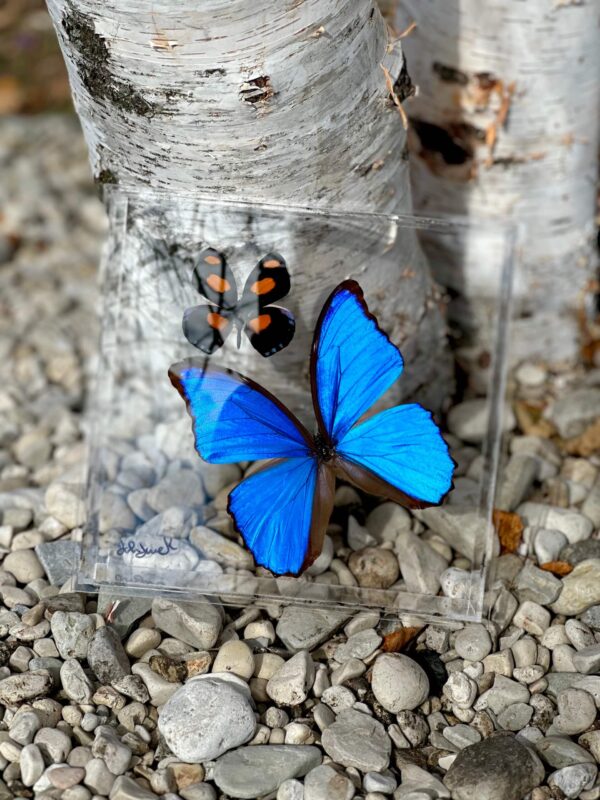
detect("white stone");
top-left (448, 398), bottom-right (515, 443)
top-left (20, 743), bottom-right (45, 787)
top-left (152, 597), bottom-right (222, 650)
top-left (534, 529), bottom-right (568, 565)
top-left (371, 653), bottom-right (429, 713)
top-left (190, 525), bottom-right (254, 570)
top-left (303, 764), bottom-right (354, 800)
top-left (565, 619), bottom-right (596, 651)
top-left (454, 624), bottom-right (492, 662)
top-left (552, 559), bottom-right (600, 616)
top-left (518, 503), bottom-right (594, 544)
top-left (443, 672), bottom-right (478, 710)
top-left (44, 481), bottom-right (86, 529)
top-left (212, 640), bottom-right (255, 681)
top-left (321, 708), bottom-right (391, 772)
top-left (267, 651), bottom-right (315, 707)
top-left (158, 675), bottom-right (256, 761)
top-left (3, 550), bottom-right (44, 583)
top-left (549, 763), bottom-right (598, 799)
top-left (513, 601), bottom-right (550, 636)
top-left (554, 688), bottom-right (597, 735)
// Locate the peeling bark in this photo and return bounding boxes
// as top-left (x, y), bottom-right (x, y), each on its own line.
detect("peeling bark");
top-left (45, 0), bottom-right (452, 411)
top-left (394, 0), bottom-right (600, 363)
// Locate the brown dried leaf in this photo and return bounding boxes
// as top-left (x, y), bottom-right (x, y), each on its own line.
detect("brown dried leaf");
top-left (539, 560), bottom-right (573, 577)
top-left (0, 75), bottom-right (23, 114)
top-left (492, 509), bottom-right (524, 554)
top-left (382, 626), bottom-right (422, 652)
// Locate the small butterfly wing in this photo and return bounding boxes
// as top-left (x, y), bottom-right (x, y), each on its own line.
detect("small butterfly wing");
top-left (182, 305), bottom-right (233, 355)
top-left (311, 280), bottom-right (404, 443)
top-left (336, 404), bottom-right (455, 506)
top-left (244, 306), bottom-right (296, 358)
top-left (169, 359), bottom-right (312, 462)
top-left (192, 249), bottom-right (238, 309)
top-left (239, 253), bottom-right (291, 310)
top-left (229, 457), bottom-right (333, 575)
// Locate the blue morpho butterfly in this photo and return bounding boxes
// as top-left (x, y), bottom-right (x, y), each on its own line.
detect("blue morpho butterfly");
top-left (169, 280), bottom-right (455, 576)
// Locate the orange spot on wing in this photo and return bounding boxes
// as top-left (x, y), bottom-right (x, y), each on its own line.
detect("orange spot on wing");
top-left (207, 312), bottom-right (229, 331)
top-left (263, 258), bottom-right (281, 268)
top-left (251, 277), bottom-right (276, 295)
top-left (248, 314), bottom-right (271, 334)
top-left (205, 254), bottom-right (221, 266)
top-left (206, 274), bottom-right (231, 293)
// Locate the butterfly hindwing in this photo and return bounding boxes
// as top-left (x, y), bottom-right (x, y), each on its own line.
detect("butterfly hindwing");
top-left (336, 404), bottom-right (455, 506)
top-left (182, 305), bottom-right (233, 355)
top-left (192, 248), bottom-right (238, 310)
top-left (311, 281), bottom-right (403, 443)
top-left (244, 306), bottom-right (296, 358)
top-left (169, 359), bottom-right (312, 463)
top-left (228, 457), bottom-right (319, 575)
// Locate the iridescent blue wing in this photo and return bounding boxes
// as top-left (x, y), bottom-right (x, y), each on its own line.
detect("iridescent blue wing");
top-left (311, 280), bottom-right (403, 444)
top-left (336, 404), bottom-right (455, 506)
top-left (169, 358), bottom-right (312, 463)
top-left (229, 458), bottom-right (334, 575)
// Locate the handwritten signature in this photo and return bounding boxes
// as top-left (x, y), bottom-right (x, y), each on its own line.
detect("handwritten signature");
top-left (116, 536), bottom-right (178, 559)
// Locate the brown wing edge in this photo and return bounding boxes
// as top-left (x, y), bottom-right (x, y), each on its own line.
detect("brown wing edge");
top-left (167, 357), bottom-right (314, 462)
top-left (334, 453), bottom-right (456, 511)
top-left (300, 462), bottom-right (336, 573)
top-left (309, 279), bottom-right (404, 445)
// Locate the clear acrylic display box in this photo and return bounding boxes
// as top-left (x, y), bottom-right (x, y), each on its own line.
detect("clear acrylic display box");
top-left (78, 189), bottom-right (517, 623)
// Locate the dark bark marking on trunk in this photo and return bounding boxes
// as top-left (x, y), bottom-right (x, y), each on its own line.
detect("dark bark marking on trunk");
top-left (239, 75), bottom-right (274, 105)
top-left (94, 167), bottom-right (119, 186)
top-left (432, 62), bottom-right (469, 86)
top-left (62, 4), bottom-right (157, 117)
top-left (393, 58), bottom-right (416, 103)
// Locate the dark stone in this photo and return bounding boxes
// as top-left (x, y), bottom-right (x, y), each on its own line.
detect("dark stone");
top-left (41, 593), bottom-right (86, 615)
top-left (581, 605), bottom-right (600, 631)
top-left (560, 540), bottom-right (600, 566)
top-left (149, 655), bottom-right (187, 683)
top-left (444, 733), bottom-right (545, 800)
top-left (87, 626), bottom-right (130, 683)
top-left (96, 591), bottom-right (152, 639)
top-left (409, 648), bottom-right (448, 696)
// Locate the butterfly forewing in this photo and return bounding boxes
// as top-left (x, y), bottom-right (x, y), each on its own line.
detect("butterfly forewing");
top-left (238, 253), bottom-right (291, 312)
top-left (192, 248), bottom-right (238, 310)
top-left (310, 280), bottom-right (404, 444)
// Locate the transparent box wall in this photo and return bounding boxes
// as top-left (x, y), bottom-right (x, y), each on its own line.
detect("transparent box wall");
top-left (79, 190), bottom-right (516, 623)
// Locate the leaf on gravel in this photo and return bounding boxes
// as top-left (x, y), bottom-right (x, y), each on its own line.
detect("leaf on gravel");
top-left (382, 626), bottom-right (422, 652)
top-left (492, 509), bottom-right (524, 554)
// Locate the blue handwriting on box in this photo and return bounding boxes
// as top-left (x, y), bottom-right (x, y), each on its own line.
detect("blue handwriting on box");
top-left (116, 536), bottom-right (178, 559)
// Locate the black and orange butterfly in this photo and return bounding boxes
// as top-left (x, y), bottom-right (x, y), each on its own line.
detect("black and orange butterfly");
top-left (182, 249), bottom-right (295, 358)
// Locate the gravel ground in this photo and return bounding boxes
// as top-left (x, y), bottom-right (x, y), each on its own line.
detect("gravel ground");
top-left (1, 114), bottom-right (600, 800)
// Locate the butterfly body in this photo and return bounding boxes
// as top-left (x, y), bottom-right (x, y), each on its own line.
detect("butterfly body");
top-left (171, 280), bottom-right (456, 576)
top-left (183, 249), bottom-right (295, 358)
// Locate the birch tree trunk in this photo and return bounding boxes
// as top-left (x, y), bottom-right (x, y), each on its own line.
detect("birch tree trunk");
top-left (394, 0), bottom-right (600, 364)
top-left (45, 0), bottom-right (452, 413)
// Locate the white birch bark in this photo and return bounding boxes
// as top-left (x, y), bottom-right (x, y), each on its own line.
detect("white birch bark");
top-left (394, 0), bottom-right (600, 364)
top-left (45, 0), bottom-right (452, 413)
